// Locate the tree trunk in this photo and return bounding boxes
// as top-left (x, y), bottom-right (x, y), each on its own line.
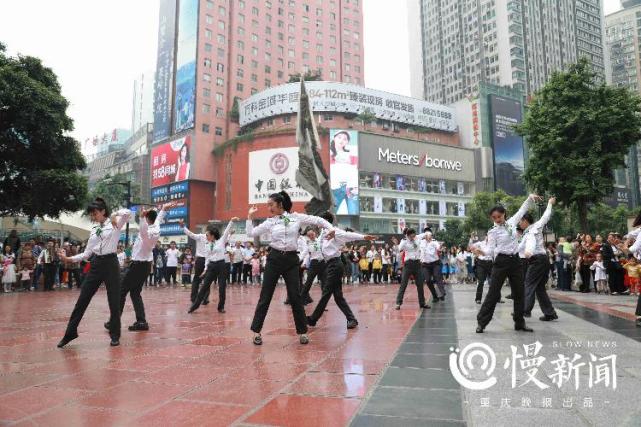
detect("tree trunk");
top-left (577, 201), bottom-right (589, 233)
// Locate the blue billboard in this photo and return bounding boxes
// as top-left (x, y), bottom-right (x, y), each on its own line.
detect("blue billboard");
top-left (490, 95), bottom-right (526, 196)
top-left (153, 0), bottom-right (177, 143)
top-left (174, 0), bottom-right (198, 133)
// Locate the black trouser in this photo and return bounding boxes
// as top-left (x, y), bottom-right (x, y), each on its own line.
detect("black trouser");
top-left (226, 262), bottom-right (232, 283)
top-left (190, 257), bottom-right (207, 303)
top-left (421, 261), bottom-right (440, 301)
top-left (251, 250), bottom-right (308, 334)
top-left (396, 260), bottom-right (426, 307)
top-left (579, 264), bottom-right (592, 292)
top-left (232, 262), bottom-right (243, 283)
top-left (118, 261), bottom-right (150, 323)
top-left (475, 259), bottom-right (493, 302)
top-left (64, 254), bottom-right (121, 339)
top-left (373, 269), bottom-right (381, 283)
top-left (309, 257), bottom-right (356, 323)
top-left (635, 293), bottom-right (641, 317)
top-left (193, 260), bottom-right (227, 311)
top-left (301, 259), bottom-right (326, 300)
top-left (70, 268), bottom-right (82, 289)
top-left (524, 255), bottom-right (556, 317)
top-left (43, 263), bottom-right (56, 291)
top-left (477, 254), bottom-right (525, 328)
top-left (165, 266), bottom-right (177, 285)
top-left (607, 265), bottom-right (625, 293)
top-left (243, 263), bottom-right (252, 283)
top-left (382, 265), bottom-right (389, 283)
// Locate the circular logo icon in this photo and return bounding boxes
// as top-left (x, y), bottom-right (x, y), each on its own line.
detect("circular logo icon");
top-left (270, 153), bottom-right (289, 175)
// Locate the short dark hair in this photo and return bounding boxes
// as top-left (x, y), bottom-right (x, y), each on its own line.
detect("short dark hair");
top-left (146, 209), bottom-right (158, 223)
top-left (87, 197), bottom-right (110, 216)
top-left (320, 211), bottom-right (335, 224)
top-left (405, 228), bottom-right (416, 236)
top-left (206, 225), bottom-right (221, 240)
top-left (521, 213), bottom-right (534, 225)
top-left (489, 205), bottom-right (506, 216)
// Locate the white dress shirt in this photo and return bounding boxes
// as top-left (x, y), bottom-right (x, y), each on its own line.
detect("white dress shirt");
top-left (300, 236), bottom-right (324, 262)
top-left (71, 209), bottom-right (131, 262)
top-left (183, 226), bottom-right (209, 258)
top-left (399, 233), bottom-right (428, 261)
top-left (165, 248), bottom-right (180, 267)
top-left (629, 236), bottom-right (641, 258)
top-left (420, 239), bottom-right (441, 263)
top-left (520, 201), bottom-right (553, 258)
top-left (486, 196), bottom-right (533, 259)
top-left (322, 229), bottom-right (365, 260)
top-left (232, 247), bottom-right (244, 263)
top-left (590, 261), bottom-right (607, 281)
top-left (131, 210), bottom-right (166, 262)
top-left (117, 252), bottom-right (126, 267)
top-left (246, 212), bottom-right (334, 252)
top-left (205, 222), bottom-right (235, 263)
top-left (472, 241), bottom-right (493, 262)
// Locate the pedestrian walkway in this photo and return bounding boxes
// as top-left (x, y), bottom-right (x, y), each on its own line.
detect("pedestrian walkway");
top-left (0, 284), bottom-right (423, 427)
top-left (352, 283), bottom-right (641, 426)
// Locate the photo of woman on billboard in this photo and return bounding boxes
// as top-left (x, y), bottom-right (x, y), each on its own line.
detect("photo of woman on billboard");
top-left (175, 139), bottom-right (191, 182)
top-left (330, 130), bottom-right (359, 215)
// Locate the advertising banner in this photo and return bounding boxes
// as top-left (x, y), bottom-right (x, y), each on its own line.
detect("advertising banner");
top-left (151, 134), bottom-right (192, 187)
top-left (240, 81), bottom-right (457, 132)
top-left (152, 0), bottom-right (176, 143)
top-left (150, 181), bottom-right (190, 237)
top-left (490, 95), bottom-right (526, 196)
top-left (248, 148), bottom-right (311, 204)
top-left (151, 181), bottom-right (189, 204)
top-left (174, 0), bottom-right (198, 133)
top-left (330, 129), bottom-right (360, 215)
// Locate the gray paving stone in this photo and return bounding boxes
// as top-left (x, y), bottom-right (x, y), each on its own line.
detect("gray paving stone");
top-left (379, 366), bottom-right (459, 390)
top-left (352, 414), bottom-right (466, 427)
top-left (362, 386), bottom-right (464, 421)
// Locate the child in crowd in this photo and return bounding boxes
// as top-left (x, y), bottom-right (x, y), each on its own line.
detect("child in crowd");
top-left (359, 255), bottom-right (370, 283)
top-left (251, 253), bottom-right (261, 284)
top-left (180, 248), bottom-right (194, 286)
top-left (20, 266), bottom-right (32, 292)
top-left (590, 253), bottom-right (608, 294)
top-left (372, 254), bottom-right (383, 284)
top-left (623, 256), bottom-right (641, 295)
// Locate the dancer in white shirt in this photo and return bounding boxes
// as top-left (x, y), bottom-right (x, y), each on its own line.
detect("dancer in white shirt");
top-left (57, 198), bottom-right (131, 348)
top-left (182, 222), bottom-right (214, 304)
top-left (476, 194), bottom-right (541, 334)
top-left (306, 212), bottom-right (376, 329)
top-left (299, 229), bottom-right (326, 305)
top-left (164, 242), bottom-right (180, 286)
top-left (396, 228), bottom-right (431, 310)
top-left (246, 191), bottom-right (335, 346)
top-left (188, 218), bottom-right (238, 313)
top-left (104, 202), bottom-right (174, 333)
top-left (420, 231), bottom-right (442, 303)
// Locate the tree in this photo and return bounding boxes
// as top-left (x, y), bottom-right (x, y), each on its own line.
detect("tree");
top-left (517, 58), bottom-right (641, 232)
top-left (0, 42), bottom-right (87, 219)
top-left (463, 190), bottom-right (528, 234)
top-left (90, 173), bottom-right (141, 211)
top-left (356, 108), bottom-right (376, 129)
top-left (434, 219), bottom-right (468, 248)
top-left (229, 96), bottom-right (240, 123)
top-left (287, 69), bottom-right (322, 83)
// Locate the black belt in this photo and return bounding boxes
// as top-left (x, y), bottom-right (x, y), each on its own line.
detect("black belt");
top-left (207, 259), bottom-right (225, 264)
top-left (496, 253), bottom-right (519, 258)
top-left (94, 253), bottom-right (117, 260)
top-left (405, 259), bottom-right (420, 263)
top-left (326, 256), bottom-right (341, 263)
top-left (528, 254), bottom-right (547, 262)
top-left (421, 260), bottom-right (439, 266)
top-left (270, 248), bottom-right (298, 255)
top-left (130, 260), bottom-right (151, 265)
top-left (196, 256), bottom-right (206, 260)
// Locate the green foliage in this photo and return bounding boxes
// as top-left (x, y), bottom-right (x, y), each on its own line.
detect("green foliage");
top-left (517, 58), bottom-right (641, 231)
top-left (550, 203), bottom-right (631, 238)
top-left (463, 191), bottom-right (528, 234)
top-left (356, 108), bottom-right (376, 127)
top-left (0, 44), bottom-right (87, 219)
top-left (288, 69), bottom-right (322, 83)
top-left (434, 219), bottom-right (468, 248)
top-left (229, 97), bottom-right (240, 123)
top-left (90, 173), bottom-right (140, 210)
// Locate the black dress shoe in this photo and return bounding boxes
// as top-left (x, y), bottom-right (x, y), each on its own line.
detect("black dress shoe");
top-left (347, 319), bottom-right (358, 329)
top-left (202, 300), bottom-right (210, 305)
top-left (432, 297), bottom-right (439, 303)
top-left (539, 314), bottom-right (558, 322)
top-left (57, 332), bottom-right (79, 348)
top-left (421, 304), bottom-right (431, 309)
top-left (284, 299), bottom-right (290, 305)
top-left (128, 322), bottom-right (149, 331)
top-left (524, 312), bottom-right (531, 318)
top-left (188, 305), bottom-right (198, 314)
top-left (475, 300), bottom-right (481, 304)
top-left (306, 315), bottom-right (317, 327)
top-left (217, 308), bottom-right (226, 313)
top-left (506, 294), bottom-right (513, 299)
top-left (476, 325), bottom-right (484, 333)
top-left (104, 322), bottom-right (111, 331)
top-left (110, 337), bottom-right (120, 346)
top-left (515, 325), bottom-right (534, 332)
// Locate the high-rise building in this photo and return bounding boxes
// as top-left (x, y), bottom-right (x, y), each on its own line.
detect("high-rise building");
top-left (131, 72), bottom-right (155, 135)
top-left (151, 0), bottom-right (365, 238)
top-left (409, 0), bottom-right (607, 104)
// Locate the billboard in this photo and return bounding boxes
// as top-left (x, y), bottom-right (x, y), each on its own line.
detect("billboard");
top-left (151, 134), bottom-right (192, 187)
top-left (490, 95), bottom-right (526, 196)
top-left (174, 0), bottom-right (198, 133)
top-left (151, 181), bottom-right (190, 237)
top-left (248, 148), bottom-right (311, 204)
top-left (152, 0), bottom-right (176, 143)
top-left (240, 82), bottom-right (457, 132)
top-left (330, 129), bottom-right (360, 215)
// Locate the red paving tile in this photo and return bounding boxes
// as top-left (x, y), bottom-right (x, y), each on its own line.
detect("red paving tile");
top-left (285, 371), bottom-right (378, 398)
top-left (245, 395), bottom-right (362, 427)
top-left (0, 285), bottom-right (417, 426)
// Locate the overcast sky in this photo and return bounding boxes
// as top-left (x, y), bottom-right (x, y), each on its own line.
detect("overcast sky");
top-left (0, 0), bottom-right (623, 140)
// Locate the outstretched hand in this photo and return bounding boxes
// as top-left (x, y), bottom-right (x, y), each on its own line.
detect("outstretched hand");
top-left (324, 229), bottom-right (336, 240)
top-left (230, 217), bottom-right (240, 222)
top-left (529, 194), bottom-right (543, 202)
top-left (363, 235), bottom-right (377, 241)
top-left (178, 219), bottom-right (185, 228)
top-left (248, 206), bottom-right (258, 219)
top-left (549, 197), bottom-right (556, 205)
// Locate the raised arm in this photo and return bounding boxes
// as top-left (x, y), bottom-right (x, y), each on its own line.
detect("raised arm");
top-left (295, 213), bottom-right (335, 231)
top-left (219, 218), bottom-right (238, 245)
top-left (113, 208), bottom-right (132, 231)
top-left (68, 238), bottom-right (96, 263)
top-left (532, 197), bottom-right (555, 231)
top-left (507, 195), bottom-right (535, 227)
